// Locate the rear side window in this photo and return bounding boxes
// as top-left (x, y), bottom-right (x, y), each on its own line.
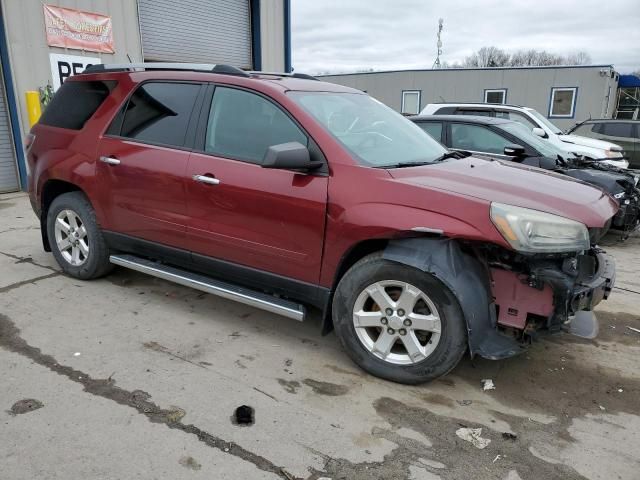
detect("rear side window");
top-left (118, 82), bottom-right (201, 147)
top-left (205, 87), bottom-right (307, 164)
top-left (39, 80), bottom-right (116, 130)
top-left (416, 122), bottom-right (443, 142)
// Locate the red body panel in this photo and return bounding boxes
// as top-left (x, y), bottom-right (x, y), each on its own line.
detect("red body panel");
top-left (186, 151), bottom-right (328, 283)
top-left (96, 137), bottom-right (190, 249)
top-left (27, 70), bottom-right (619, 296)
top-left (490, 268), bottom-right (555, 329)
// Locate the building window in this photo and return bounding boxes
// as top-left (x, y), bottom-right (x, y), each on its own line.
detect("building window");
top-left (401, 90), bottom-right (421, 115)
top-left (484, 89), bottom-right (506, 105)
top-left (549, 87), bottom-right (578, 118)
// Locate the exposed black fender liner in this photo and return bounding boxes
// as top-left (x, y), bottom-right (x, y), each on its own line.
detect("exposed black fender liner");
top-left (382, 237), bottom-right (525, 359)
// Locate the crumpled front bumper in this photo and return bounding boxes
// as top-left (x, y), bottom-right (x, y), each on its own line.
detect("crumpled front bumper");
top-left (568, 251), bottom-right (615, 313)
top-left (491, 249), bottom-right (615, 345)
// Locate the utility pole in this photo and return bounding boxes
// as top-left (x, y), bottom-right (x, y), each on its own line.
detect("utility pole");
top-left (432, 18), bottom-right (443, 69)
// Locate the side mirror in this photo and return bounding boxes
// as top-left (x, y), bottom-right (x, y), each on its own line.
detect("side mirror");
top-left (532, 127), bottom-right (547, 138)
top-left (503, 144), bottom-right (526, 157)
top-left (261, 142), bottom-right (320, 171)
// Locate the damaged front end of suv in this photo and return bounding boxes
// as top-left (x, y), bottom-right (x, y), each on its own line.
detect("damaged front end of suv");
top-left (384, 201), bottom-right (616, 361)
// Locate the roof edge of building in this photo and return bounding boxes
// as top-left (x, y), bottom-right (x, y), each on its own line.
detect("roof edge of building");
top-left (318, 64), bottom-right (616, 77)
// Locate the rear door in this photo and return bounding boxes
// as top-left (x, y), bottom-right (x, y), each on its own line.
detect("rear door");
top-left (96, 81), bottom-right (204, 250)
top-left (185, 85), bottom-right (328, 285)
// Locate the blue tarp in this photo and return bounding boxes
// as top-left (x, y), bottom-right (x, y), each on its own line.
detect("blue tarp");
top-left (619, 75), bottom-right (640, 88)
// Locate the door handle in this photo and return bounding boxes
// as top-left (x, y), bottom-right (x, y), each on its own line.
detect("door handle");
top-left (100, 156), bottom-right (121, 165)
top-left (192, 174), bottom-right (220, 185)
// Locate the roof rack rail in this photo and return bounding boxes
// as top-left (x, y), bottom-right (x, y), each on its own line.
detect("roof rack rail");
top-left (247, 71), bottom-right (319, 81)
top-left (82, 62), bottom-right (250, 77)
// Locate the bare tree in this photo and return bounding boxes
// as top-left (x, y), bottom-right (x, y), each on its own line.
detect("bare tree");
top-left (462, 47), bottom-right (591, 68)
top-left (464, 46), bottom-right (510, 67)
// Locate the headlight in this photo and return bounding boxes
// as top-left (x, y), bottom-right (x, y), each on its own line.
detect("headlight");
top-left (490, 202), bottom-right (590, 253)
top-left (605, 149), bottom-right (623, 158)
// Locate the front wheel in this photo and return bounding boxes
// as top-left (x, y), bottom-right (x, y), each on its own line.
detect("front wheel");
top-left (332, 253), bottom-right (467, 384)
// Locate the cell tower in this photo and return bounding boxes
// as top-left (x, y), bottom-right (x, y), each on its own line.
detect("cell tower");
top-left (432, 18), bottom-right (444, 69)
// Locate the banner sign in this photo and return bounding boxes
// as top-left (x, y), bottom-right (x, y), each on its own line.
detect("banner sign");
top-left (43, 4), bottom-right (114, 54)
top-left (49, 53), bottom-right (101, 91)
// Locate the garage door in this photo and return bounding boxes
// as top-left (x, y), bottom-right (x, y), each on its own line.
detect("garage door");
top-left (0, 67), bottom-right (19, 193)
top-left (137, 0), bottom-right (252, 68)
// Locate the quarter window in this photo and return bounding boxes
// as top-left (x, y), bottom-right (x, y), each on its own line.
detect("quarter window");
top-left (549, 87), bottom-right (577, 118)
top-left (416, 122), bottom-right (443, 142)
top-left (118, 82), bottom-right (201, 147)
top-left (450, 123), bottom-right (511, 155)
top-left (40, 80), bottom-right (116, 130)
top-left (484, 89), bottom-right (506, 104)
top-left (401, 91), bottom-right (421, 115)
top-left (205, 87), bottom-right (307, 164)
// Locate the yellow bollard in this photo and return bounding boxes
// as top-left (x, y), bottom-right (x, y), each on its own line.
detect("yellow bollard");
top-left (25, 91), bottom-right (42, 127)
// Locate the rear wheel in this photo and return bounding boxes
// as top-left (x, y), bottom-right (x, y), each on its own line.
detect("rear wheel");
top-left (47, 192), bottom-right (112, 280)
top-left (332, 253), bottom-right (467, 384)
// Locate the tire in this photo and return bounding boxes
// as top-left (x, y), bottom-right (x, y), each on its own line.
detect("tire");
top-left (46, 191), bottom-right (113, 280)
top-left (332, 252), bottom-right (467, 384)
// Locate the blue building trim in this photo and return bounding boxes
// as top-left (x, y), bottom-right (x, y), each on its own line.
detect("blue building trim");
top-left (283, 0), bottom-right (291, 73)
top-left (250, 0), bottom-right (262, 71)
top-left (0, 5), bottom-right (27, 190)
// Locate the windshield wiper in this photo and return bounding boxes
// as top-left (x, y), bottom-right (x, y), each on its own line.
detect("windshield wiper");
top-left (377, 150), bottom-right (471, 169)
top-left (432, 150), bottom-right (471, 162)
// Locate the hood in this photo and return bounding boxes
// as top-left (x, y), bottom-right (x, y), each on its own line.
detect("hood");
top-left (387, 157), bottom-right (618, 228)
top-left (564, 168), bottom-right (633, 196)
top-left (559, 134), bottom-right (623, 153)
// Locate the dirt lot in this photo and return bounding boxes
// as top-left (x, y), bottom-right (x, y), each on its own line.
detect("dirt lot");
top-left (1, 191), bottom-right (639, 480)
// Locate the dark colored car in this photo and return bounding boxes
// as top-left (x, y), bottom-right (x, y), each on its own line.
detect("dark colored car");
top-left (568, 119), bottom-right (640, 168)
top-left (27, 63), bottom-right (617, 384)
top-left (411, 115), bottom-right (640, 234)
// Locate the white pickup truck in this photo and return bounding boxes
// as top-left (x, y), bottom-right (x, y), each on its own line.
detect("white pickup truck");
top-left (420, 103), bottom-right (628, 168)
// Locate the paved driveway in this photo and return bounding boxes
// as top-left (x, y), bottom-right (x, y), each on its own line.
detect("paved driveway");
top-left (1, 192), bottom-right (639, 480)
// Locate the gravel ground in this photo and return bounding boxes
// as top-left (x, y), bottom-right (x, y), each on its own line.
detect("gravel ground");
top-left (1, 191), bottom-right (639, 480)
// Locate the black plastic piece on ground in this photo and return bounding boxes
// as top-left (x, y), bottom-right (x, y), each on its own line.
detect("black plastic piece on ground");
top-left (234, 405), bottom-right (255, 426)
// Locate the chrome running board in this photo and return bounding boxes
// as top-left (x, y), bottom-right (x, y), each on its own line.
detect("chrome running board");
top-left (109, 254), bottom-right (306, 322)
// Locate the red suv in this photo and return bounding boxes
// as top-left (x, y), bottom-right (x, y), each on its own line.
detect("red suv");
top-left (27, 63), bottom-right (617, 384)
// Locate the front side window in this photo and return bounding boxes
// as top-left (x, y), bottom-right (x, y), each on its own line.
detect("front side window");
top-left (450, 123), bottom-right (511, 155)
top-left (484, 89), bottom-right (506, 104)
top-left (495, 111), bottom-right (537, 129)
top-left (205, 87), bottom-right (307, 164)
top-left (119, 82), bottom-right (201, 147)
top-left (549, 87), bottom-right (578, 118)
top-left (601, 122), bottom-right (633, 138)
top-left (401, 91), bottom-right (421, 115)
top-left (289, 92), bottom-right (448, 167)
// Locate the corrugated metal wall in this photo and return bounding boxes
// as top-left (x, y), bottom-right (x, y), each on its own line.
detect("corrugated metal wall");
top-left (0, 61), bottom-right (18, 192)
top-left (322, 66), bottom-right (618, 130)
top-left (138, 0), bottom-right (252, 68)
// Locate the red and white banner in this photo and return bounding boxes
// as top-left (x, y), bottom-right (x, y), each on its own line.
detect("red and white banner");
top-left (43, 4), bottom-right (115, 54)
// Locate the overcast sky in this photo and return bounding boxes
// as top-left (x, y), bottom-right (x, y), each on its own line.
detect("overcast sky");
top-left (291, 0), bottom-right (640, 74)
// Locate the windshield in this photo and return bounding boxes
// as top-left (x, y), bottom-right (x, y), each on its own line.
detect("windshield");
top-left (524, 108), bottom-right (563, 134)
top-left (288, 92), bottom-right (448, 167)
top-left (498, 122), bottom-right (572, 158)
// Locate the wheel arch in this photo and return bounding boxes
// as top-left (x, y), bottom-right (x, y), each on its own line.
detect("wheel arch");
top-left (39, 179), bottom-right (85, 251)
